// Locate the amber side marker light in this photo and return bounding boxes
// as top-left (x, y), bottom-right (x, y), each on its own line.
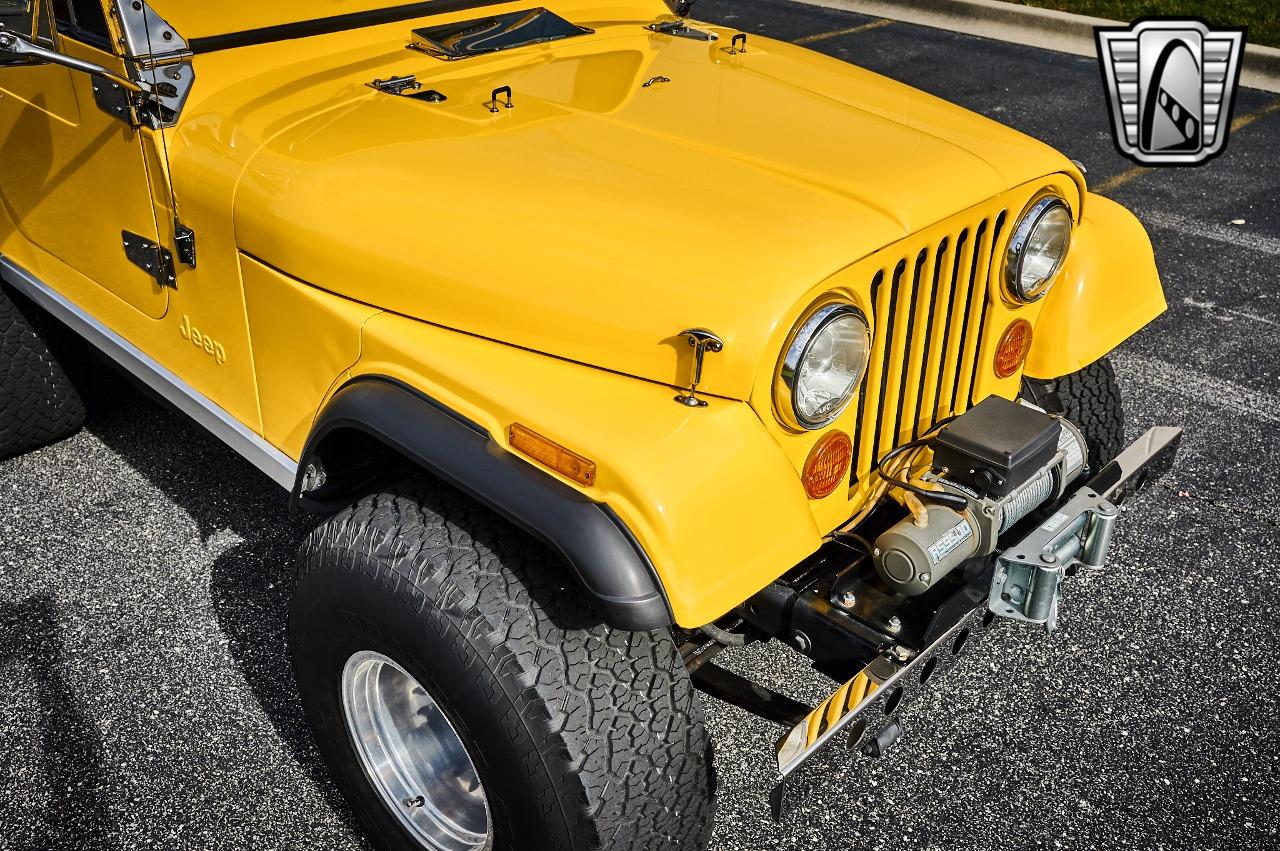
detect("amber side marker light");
top-left (508, 423), bottom-right (597, 486)
top-left (803, 431), bottom-right (853, 499)
top-left (994, 319), bottom-right (1033, 379)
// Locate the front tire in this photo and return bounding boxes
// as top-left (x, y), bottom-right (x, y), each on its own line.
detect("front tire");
top-left (1023, 356), bottom-right (1125, 472)
top-left (289, 477), bottom-right (715, 851)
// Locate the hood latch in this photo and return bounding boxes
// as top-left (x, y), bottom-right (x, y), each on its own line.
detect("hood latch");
top-left (674, 329), bottom-right (724, 408)
top-left (369, 74), bottom-right (448, 103)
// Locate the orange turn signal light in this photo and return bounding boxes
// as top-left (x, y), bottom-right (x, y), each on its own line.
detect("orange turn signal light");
top-left (508, 423), bottom-right (597, 487)
top-left (802, 431), bottom-right (852, 499)
top-left (994, 319), bottom-right (1033, 379)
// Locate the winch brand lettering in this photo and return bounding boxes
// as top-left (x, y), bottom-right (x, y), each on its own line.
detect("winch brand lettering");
top-left (1096, 19), bottom-right (1246, 165)
top-left (179, 314), bottom-right (227, 365)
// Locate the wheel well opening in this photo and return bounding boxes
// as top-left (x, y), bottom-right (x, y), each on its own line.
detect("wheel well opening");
top-left (297, 426), bottom-right (403, 513)
top-left (294, 379), bottom-right (673, 630)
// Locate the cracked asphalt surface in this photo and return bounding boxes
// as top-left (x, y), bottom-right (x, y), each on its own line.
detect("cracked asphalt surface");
top-left (3, 1), bottom-right (1279, 848)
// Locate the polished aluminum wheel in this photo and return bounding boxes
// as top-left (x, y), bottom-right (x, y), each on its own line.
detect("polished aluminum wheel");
top-left (341, 651), bottom-right (492, 851)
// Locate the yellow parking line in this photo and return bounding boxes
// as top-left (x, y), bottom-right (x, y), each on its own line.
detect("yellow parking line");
top-left (795, 18), bottom-right (893, 46)
top-left (1095, 96), bottom-right (1280, 196)
top-left (1230, 96), bottom-right (1280, 132)
top-left (1092, 164), bottom-right (1150, 196)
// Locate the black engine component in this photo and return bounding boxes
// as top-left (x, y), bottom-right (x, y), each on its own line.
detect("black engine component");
top-left (931, 396), bottom-right (1060, 498)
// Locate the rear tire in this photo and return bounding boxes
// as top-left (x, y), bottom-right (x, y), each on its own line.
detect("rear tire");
top-left (1023, 357), bottom-right (1124, 472)
top-left (289, 476), bottom-right (715, 851)
top-left (0, 283), bottom-right (85, 459)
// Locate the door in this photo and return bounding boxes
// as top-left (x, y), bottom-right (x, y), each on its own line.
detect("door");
top-left (0, 0), bottom-right (168, 318)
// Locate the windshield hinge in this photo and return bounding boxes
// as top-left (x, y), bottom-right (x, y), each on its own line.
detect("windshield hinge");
top-left (110, 0), bottom-right (195, 128)
top-left (114, 0), bottom-right (189, 59)
top-left (122, 230), bottom-right (176, 289)
top-left (370, 74), bottom-right (422, 95)
top-left (646, 19), bottom-right (718, 41)
top-left (367, 74), bottom-right (448, 103)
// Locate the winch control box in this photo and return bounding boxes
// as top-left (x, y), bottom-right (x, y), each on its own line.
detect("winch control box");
top-left (931, 397), bottom-right (1059, 499)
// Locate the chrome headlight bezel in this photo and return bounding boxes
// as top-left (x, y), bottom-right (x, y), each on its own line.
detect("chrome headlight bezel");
top-left (1004, 195), bottom-right (1073, 304)
top-left (774, 303), bottom-right (872, 431)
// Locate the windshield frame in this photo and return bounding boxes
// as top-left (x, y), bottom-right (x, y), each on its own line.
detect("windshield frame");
top-left (186, 0), bottom-right (517, 54)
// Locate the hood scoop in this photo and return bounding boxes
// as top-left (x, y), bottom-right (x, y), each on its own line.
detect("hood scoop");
top-left (408, 7), bottom-right (593, 61)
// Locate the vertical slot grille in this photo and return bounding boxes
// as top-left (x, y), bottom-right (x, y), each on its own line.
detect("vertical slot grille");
top-left (850, 211), bottom-right (1007, 484)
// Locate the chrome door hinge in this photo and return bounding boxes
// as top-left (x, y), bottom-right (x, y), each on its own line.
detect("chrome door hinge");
top-left (174, 223), bottom-right (196, 268)
top-left (122, 230), bottom-right (177, 289)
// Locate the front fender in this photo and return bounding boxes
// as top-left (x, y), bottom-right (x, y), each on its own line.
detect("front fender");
top-left (298, 376), bottom-right (673, 631)
top-left (1024, 193), bottom-right (1166, 378)
top-left (313, 310), bottom-right (822, 630)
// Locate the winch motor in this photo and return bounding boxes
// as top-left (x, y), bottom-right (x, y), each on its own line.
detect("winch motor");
top-left (873, 397), bottom-right (1087, 595)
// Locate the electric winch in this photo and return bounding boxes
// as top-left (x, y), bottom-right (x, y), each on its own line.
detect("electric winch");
top-left (872, 396), bottom-right (1088, 596)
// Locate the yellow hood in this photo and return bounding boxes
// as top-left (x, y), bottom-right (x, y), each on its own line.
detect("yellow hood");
top-left (231, 23), bottom-right (1075, 399)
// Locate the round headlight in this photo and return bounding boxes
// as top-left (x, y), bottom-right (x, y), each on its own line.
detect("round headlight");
top-left (1005, 196), bottom-right (1073, 303)
top-left (775, 304), bottom-right (871, 431)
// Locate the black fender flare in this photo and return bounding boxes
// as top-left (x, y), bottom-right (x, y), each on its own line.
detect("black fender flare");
top-left (295, 376), bottom-right (673, 631)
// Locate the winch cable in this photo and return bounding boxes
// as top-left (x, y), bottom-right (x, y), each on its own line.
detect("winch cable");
top-left (830, 417), bottom-right (964, 541)
top-left (831, 530), bottom-right (875, 556)
top-left (875, 438), bottom-right (967, 511)
top-left (832, 443), bottom-right (926, 537)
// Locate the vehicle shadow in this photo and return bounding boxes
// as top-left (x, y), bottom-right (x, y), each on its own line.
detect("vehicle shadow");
top-left (80, 368), bottom-right (367, 838)
top-left (207, 538), bottom-right (369, 833)
top-left (0, 594), bottom-right (122, 850)
top-left (79, 362), bottom-right (604, 843)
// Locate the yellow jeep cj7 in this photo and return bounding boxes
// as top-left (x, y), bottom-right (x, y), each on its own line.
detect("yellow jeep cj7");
top-left (0, 0), bottom-right (1182, 847)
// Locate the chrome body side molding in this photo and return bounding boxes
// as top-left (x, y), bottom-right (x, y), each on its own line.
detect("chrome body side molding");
top-left (0, 254), bottom-right (298, 490)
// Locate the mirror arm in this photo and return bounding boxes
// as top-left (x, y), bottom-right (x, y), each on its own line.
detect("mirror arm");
top-left (0, 30), bottom-right (151, 94)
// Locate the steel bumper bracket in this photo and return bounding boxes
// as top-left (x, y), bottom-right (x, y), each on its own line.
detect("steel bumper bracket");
top-left (770, 605), bottom-right (990, 818)
top-left (766, 427), bottom-right (1180, 819)
top-left (990, 426), bottom-right (1182, 631)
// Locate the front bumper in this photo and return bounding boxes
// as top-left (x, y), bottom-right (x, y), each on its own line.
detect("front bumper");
top-left (768, 426), bottom-right (1182, 818)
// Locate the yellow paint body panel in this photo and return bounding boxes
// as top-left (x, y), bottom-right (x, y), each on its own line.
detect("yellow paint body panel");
top-left (0, 0), bottom-right (1165, 626)
top-left (0, 27), bottom-right (264, 428)
top-left (1024, 193), bottom-right (1166, 378)
top-left (0, 39), bottom-right (168, 318)
top-left (355, 310), bottom-right (819, 627)
top-left (746, 175), bottom-right (1080, 538)
top-left (240, 257), bottom-right (380, 456)
top-left (156, 0), bottom-right (1079, 405)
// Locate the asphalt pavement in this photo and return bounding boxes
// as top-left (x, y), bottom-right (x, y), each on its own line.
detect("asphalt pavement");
top-left (3, 1), bottom-right (1280, 849)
